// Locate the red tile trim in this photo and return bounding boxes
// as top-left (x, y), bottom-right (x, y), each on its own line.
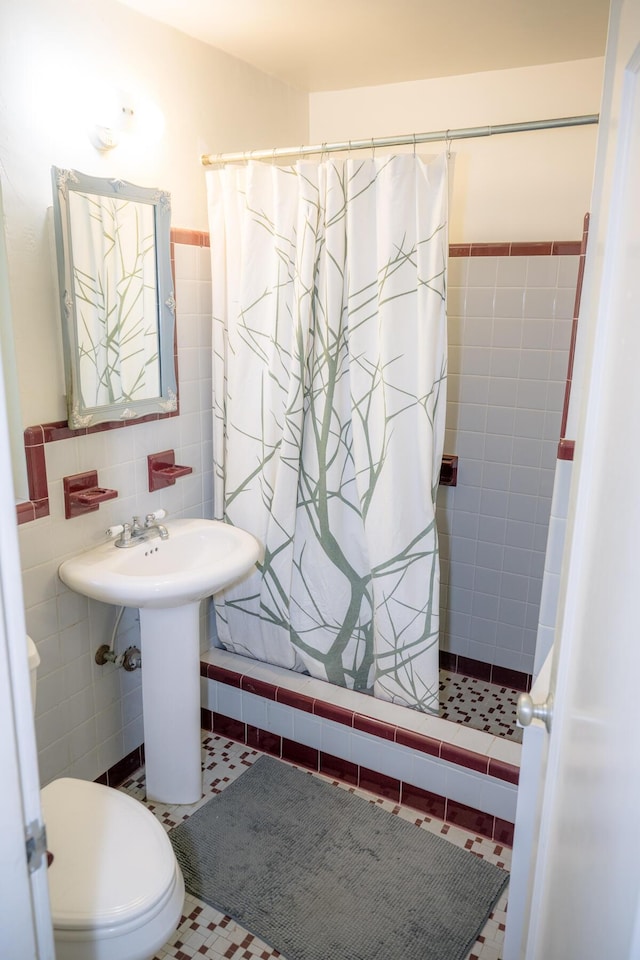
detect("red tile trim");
top-left (449, 239), bottom-right (580, 258)
top-left (488, 758), bottom-right (520, 785)
top-left (457, 654), bottom-right (492, 683)
top-left (441, 742), bottom-right (490, 774)
top-left (449, 244), bottom-right (471, 258)
top-left (247, 726), bottom-right (282, 757)
top-left (444, 652), bottom-right (530, 692)
top-left (207, 663), bottom-right (242, 687)
top-left (469, 243), bottom-right (511, 257)
top-left (319, 752), bottom-right (359, 785)
top-left (510, 242), bottom-right (553, 256)
top-left (560, 212), bottom-right (590, 441)
top-left (241, 676), bottom-right (277, 700)
top-left (557, 439), bottom-right (575, 461)
top-left (494, 818), bottom-right (515, 845)
top-left (212, 713), bottom-right (245, 741)
top-left (313, 700), bottom-right (355, 725)
top-left (401, 783), bottom-right (447, 820)
top-left (282, 739), bottom-right (319, 769)
top-left (276, 687), bottom-right (314, 712)
top-left (491, 664), bottom-right (532, 693)
top-left (201, 707), bottom-right (213, 731)
top-left (93, 743), bottom-right (144, 788)
top-left (354, 713), bottom-right (396, 741)
top-left (395, 727), bottom-right (441, 758)
top-left (552, 240), bottom-right (582, 256)
top-left (358, 767), bottom-right (401, 802)
top-left (171, 228), bottom-right (210, 247)
top-left (445, 798), bottom-right (495, 838)
top-left (439, 651), bottom-right (457, 673)
top-left (18, 432), bottom-right (49, 524)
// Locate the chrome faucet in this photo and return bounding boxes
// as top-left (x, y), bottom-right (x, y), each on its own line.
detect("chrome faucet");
top-left (113, 514), bottom-right (169, 548)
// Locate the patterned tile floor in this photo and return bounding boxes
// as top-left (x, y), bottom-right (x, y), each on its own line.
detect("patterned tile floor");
top-left (120, 733), bottom-right (511, 960)
top-left (439, 671), bottom-right (523, 743)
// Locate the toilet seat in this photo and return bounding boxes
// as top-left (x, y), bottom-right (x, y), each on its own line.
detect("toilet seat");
top-left (41, 777), bottom-right (184, 960)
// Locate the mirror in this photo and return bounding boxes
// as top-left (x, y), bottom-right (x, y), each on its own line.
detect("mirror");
top-left (51, 167), bottom-right (177, 429)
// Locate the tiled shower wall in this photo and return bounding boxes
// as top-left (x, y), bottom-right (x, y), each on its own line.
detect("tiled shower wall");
top-left (19, 241), bottom-right (214, 786)
top-left (439, 250), bottom-right (579, 676)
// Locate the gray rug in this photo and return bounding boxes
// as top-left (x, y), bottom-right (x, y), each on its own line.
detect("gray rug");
top-left (169, 755), bottom-right (508, 960)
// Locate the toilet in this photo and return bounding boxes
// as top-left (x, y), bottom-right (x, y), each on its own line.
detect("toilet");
top-left (27, 636), bottom-right (185, 960)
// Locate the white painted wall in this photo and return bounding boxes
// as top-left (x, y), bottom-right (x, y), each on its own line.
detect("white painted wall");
top-left (310, 59), bottom-right (604, 243)
top-left (0, 0), bottom-right (308, 426)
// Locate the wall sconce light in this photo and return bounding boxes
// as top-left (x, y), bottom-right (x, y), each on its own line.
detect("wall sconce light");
top-left (91, 86), bottom-right (164, 152)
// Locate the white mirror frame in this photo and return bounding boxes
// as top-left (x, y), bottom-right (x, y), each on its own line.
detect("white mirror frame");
top-left (51, 167), bottom-right (177, 430)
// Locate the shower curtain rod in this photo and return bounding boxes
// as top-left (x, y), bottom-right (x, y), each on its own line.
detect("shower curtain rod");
top-left (201, 113), bottom-right (598, 166)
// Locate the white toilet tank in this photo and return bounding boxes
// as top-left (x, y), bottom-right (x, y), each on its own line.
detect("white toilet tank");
top-left (26, 634), bottom-right (39, 711)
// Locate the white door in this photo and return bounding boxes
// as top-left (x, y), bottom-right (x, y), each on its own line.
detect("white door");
top-left (506, 0), bottom-right (640, 955)
top-left (0, 188), bottom-right (54, 954)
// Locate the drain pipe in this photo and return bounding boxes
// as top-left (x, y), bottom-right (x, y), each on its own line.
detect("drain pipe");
top-left (95, 605), bottom-right (141, 671)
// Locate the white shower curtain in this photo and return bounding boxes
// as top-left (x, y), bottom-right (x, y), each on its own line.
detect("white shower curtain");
top-left (207, 154), bottom-right (447, 712)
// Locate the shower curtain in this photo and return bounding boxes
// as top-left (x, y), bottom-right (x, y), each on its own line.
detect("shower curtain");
top-left (207, 154), bottom-right (447, 712)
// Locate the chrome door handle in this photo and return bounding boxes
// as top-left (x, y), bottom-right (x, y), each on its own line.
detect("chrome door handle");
top-left (517, 692), bottom-right (553, 732)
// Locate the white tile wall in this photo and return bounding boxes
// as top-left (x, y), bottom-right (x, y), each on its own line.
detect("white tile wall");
top-left (439, 254), bottom-right (578, 675)
top-left (20, 242), bottom-right (214, 786)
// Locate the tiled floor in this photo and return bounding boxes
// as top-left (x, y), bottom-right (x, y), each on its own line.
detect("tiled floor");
top-left (121, 733), bottom-right (511, 960)
top-left (440, 671), bottom-right (523, 743)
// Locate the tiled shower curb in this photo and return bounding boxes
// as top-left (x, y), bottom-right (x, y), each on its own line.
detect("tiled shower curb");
top-left (199, 657), bottom-right (519, 846)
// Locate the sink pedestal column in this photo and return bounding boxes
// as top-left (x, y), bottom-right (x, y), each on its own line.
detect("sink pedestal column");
top-left (139, 602), bottom-right (202, 804)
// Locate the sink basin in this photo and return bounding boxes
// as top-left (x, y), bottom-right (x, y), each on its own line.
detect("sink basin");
top-left (58, 518), bottom-right (261, 609)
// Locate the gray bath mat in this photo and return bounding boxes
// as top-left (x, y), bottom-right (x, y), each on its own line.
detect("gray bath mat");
top-left (169, 755), bottom-right (508, 960)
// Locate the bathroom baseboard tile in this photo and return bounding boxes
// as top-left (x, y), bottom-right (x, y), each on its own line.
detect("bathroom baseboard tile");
top-left (95, 743), bottom-right (145, 789)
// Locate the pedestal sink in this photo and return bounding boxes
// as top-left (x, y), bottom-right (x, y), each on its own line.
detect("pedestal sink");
top-left (58, 519), bottom-right (261, 804)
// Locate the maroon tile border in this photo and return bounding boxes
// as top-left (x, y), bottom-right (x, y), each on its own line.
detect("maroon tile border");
top-left (94, 743), bottom-right (145, 789)
top-left (444, 653), bottom-right (531, 692)
top-left (359, 767), bottom-right (401, 801)
top-left (171, 228), bottom-right (210, 247)
top-left (445, 798), bottom-right (495, 838)
top-left (559, 212), bottom-right (590, 446)
top-left (557, 439), bottom-right (575, 461)
top-left (241, 676), bottom-right (277, 700)
top-left (449, 239), bottom-right (581, 257)
top-left (319, 752), bottom-right (359, 785)
top-left (400, 782), bottom-right (447, 820)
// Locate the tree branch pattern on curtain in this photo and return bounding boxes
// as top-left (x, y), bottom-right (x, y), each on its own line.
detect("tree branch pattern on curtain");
top-left (208, 154), bottom-right (447, 712)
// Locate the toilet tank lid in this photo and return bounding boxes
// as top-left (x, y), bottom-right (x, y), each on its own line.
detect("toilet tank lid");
top-left (26, 635), bottom-right (40, 671)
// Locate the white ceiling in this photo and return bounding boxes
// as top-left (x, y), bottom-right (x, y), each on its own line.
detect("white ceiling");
top-left (115, 0), bottom-right (609, 92)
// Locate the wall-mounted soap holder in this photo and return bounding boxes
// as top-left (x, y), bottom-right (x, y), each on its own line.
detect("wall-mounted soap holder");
top-left (148, 450), bottom-right (193, 492)
top-left (63, 470), bottom-right (118, 519)
top-left (439, 454), bottom-right (459, 487)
